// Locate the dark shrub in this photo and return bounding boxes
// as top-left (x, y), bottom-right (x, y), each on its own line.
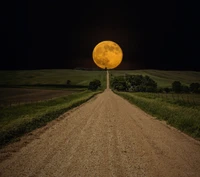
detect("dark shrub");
top-left (88, 79), bottom-right (101, 91)
top-left (190, 83), bottom-right (200, 93)
top-left (172, 81), bottom-right (182, 93)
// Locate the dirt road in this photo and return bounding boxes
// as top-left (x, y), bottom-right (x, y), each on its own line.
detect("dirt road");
top-left (0, 71), bottom-right (200, 177)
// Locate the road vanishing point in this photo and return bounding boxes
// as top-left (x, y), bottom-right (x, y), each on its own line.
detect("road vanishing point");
top-left (0, 71), bottom-right (200, 177)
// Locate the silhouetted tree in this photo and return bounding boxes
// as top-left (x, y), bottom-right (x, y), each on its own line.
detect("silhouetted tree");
top-left (88, 79), bottom-right (101, 91)
top-left (66, 80), bottom-right (71, 85)
top-left (111, 74), bottom-right (157, 92)
top-left (190, 83), bottom-right (200, 93)
top-left (163, 87), bottom-right (171, 93)
top-left (172, 81), bottom-right (182, 93)
top-left (111, 76), bottom-right (127, 91)
top-left (181, 85), bottom-right (190, 93)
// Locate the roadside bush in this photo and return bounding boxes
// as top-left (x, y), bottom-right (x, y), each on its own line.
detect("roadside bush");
top-left (66, 80), bottom-right (71, 85)
top-left (181, 85), bottom-right (190, 93)
top-left (111, 74), bottom-right (157, 92)
top-left (88, 79), bottom-right (101, 91)
top-left (114, 82), bottom-right (127, 91)
top-left (111, 76), bottom-right (128, 91)
top-left (190, 83), bottom-right (200, 93)
top-left (163, 87), bottom-right (171, 93)
top-left (172, 81), bottom-right (182, 93)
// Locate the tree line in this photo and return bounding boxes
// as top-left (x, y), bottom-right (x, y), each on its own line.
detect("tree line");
top-left (110, 74), bottom-right (200, 93)
top-left (69, 73), bottom-right (200, 93)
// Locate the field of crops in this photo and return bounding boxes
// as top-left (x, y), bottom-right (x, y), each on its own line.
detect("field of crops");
top-left (0, 69), bottom-right (107, 107)
top-left (0, 88), bottom-right (81, 107)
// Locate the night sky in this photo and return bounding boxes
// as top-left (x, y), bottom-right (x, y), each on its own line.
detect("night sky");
top-left (2, 1), bottom-right (200, 70)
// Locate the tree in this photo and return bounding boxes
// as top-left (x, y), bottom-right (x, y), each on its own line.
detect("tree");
top-left (172, 81), bottom-right (182, 93)
top-left (125, 75), bottom-right (157, 92)
top-left (66, 80), bottom-right (71, 85)
top-left (181, 85), bottom-right (190, 93)
top-left (143, 75), bottom-right (157, 92)
top-left (88, 79), bottom-right (101, 91)
top-left (163, 87), bottom-right (171, 93)
top-left (190, 83), bottom-right (200, 93)
top-left (126, 75), bottom-right (143, 87)
top-left (114, 81), bottom-right (127, 91)
top-left (111, 74), bottom-right (157, 92)
top-left (93, 79), bottom-right (101, 87)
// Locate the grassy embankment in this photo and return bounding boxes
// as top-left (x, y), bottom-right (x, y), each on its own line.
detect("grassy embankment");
top-left (0, 69), bottom-right (106, 147)
top-left (111, 70), bottom-right (200, 139)
top-left (0, 90), bottom-right (101, 148)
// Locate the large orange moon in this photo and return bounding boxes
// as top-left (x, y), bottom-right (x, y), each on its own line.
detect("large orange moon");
top-left (92, 40), bottom-right (123, 69)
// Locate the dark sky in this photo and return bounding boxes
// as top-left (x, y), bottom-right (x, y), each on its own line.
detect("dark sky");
top-left (1, 1), bottom-right (200, 70)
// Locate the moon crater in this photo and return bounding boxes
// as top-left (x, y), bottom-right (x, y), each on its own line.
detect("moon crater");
top-left (92, 41), bottom-right (123, 69)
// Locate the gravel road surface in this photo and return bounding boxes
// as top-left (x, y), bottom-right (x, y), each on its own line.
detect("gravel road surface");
top-left (0, 71), bottom-right (200, 177)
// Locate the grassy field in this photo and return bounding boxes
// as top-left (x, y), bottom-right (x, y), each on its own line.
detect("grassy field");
top-left (0, 69), bottom-right (107, 89)
top-left (111, 70), bottom-right (200, 139)
top-left (0, 69), bottom-right (107, 107)
top-left (0, 69), bottom-right (106, 147)
top-left (115, 91), bottom-right (200, 139)
top-left (1, 69), bottom-right (200, 146)
top-left (1, 69), bottom-right (199, 88)
top-left (110, 69), bottom-right (200, 88)
top-left (0, 88), bottom-right (81, 107)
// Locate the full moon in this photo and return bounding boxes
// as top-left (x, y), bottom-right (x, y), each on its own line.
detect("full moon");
top-left (92, 40), bottom-right (123, 69)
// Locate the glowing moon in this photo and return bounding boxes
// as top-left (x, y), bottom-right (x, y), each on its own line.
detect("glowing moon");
top-left (92, 40), bottom-right (123, 69)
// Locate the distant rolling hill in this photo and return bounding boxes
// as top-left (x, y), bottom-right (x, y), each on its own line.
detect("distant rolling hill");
top-left (0, 69), bottom-right (199, 88)
top-left (0, 69), bottom-right (107, 89)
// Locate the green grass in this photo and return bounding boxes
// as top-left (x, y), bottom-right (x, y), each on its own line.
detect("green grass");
top-left (132, 92), bottom-right (200, 108)
top-left (110, 69), bottom-right (200, 88)
top-left (115, 91), bottom-right (200, 139)
top-left (0, 69), bottom-right (107, 89)
top-left (1, 69), bottom-right (199, 89)
top-left (0, 69), bottom-right (106, 147)
top-left (0, 90), bottom-right (101, 148)
top-left (1, 69), bottom-right (199, 147)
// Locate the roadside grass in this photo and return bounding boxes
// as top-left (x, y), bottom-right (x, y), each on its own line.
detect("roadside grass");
top-left (0, 69), bottom-right (106, 148)
top-left (115, 91), bottom-right (200, 139)
top-left (133, 92), bottom-right (200, 108)
top-left (0, 90), bottom-right (101, 148)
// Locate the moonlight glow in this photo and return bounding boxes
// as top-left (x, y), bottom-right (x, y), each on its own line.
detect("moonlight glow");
top-left (92, 41), bottom-right (123, 69)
